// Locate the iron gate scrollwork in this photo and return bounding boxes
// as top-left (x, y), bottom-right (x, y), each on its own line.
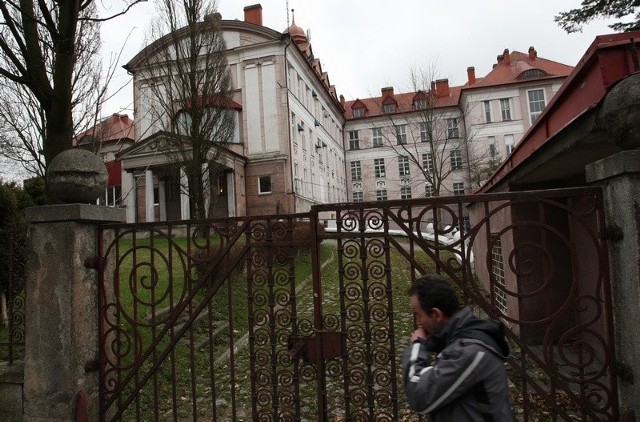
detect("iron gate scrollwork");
top-left (98, 186), bottom-right (618, 421)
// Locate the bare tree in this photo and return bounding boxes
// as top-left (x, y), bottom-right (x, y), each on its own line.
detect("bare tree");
top-left (139, 0), bottom-right (236, 219)
top-left (0, 0), bottom-right (145, 181)
top-left (373, 65), bottom-right (497, 198)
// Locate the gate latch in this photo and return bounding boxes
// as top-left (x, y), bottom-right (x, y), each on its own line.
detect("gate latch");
top-left (288, 331), bottom-right (342, 364)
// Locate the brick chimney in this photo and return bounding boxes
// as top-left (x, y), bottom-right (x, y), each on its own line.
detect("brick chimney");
top-left (503, 49), bottom-right (510, 65)
top-left (381, 87), bottom-right (394, 98)
top-left (528, 46), bottom-right (537, 61)
top-left (340, 95), bottom-right (345, 108)
top-left (467, 66), bottom-right (476, 85)
top-left (435, 79), bottom-right (450, 98)
top-left (244, 4), bottom-right (263, 26)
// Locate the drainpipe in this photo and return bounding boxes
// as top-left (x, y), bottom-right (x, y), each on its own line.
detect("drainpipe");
top-left (282, 33), bottom-right (296, 214)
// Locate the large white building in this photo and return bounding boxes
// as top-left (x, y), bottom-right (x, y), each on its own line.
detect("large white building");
top-left (342, 48), bottom-right (573, 203)
top-left (101, 4), bottom-right (573, 222)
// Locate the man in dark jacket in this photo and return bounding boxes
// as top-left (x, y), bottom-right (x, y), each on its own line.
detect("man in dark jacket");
top-left (402, 274), bottom-right (513, 421)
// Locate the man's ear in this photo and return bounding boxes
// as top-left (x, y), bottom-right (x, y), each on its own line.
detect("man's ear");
top-left (431, 307), bottom-right (445, 321)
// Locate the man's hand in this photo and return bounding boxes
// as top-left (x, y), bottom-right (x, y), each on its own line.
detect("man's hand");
top-left (410, 327), bottom-right (428, 342)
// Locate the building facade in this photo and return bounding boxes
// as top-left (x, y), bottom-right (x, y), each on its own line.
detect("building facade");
top-left (343, 48), bottom-right (573, 203)
top-left (119, 5), bottom-right (346, 223)
top-left (88, 4), bottom-right (575, 223)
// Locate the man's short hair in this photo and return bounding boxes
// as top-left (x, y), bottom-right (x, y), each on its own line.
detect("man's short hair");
top-left (408, 274), bottom-right (460, 317)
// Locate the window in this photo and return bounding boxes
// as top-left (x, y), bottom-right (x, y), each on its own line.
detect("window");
top-left (500, 98), bottom-right (511, 121)
top-left (376, 189), bottom-right (388, 201)
top-left (505, 134), bottom-right (515, 155)
top-left (348, 131), bottom-right (360, 150)
top-left (528, 89), bottom-right (546, 123)
top-left (258, 175), bottom-right (272, 194)
top-left (450, 150), bottom-right (463, 170)
top-left (374, 158), bottom-right (386, 178)
top-left (419, 122), bottom-right (430, 142)
top-left (400, 186), bottom-right (412, 199)
top-left (425, 184), bottom-right (434, 197)
top-left (353, 107), bottom-right (365, 118)
top-left (100, 185), bottom-right (122, 207)
top-left (350, 161), bottom-right (362, 181)
top-left (396, 125), bottom-right (407, 144)
top-left (372, 128), bottom-right (383, 147)
top-left (488, 136), bottom-right (497, 161)
top-left (446, 118), bottom-right (459, 138)
top-left (422, 153), bottom-right (433, 173)
top-left (398, 156), bottom-right (410, 176)
top-left (490, 235), bottom-right (507, 314)
top-left (383, 103), bottom-right (396, 114)
top-left (353, 191), bottom-right (363, 202)
top-left (415, 99), bottom-right (427, 110)
top-left (484, 101), bottom-right (491, 123)
top-left (453, 182), bottom-right (465, 195)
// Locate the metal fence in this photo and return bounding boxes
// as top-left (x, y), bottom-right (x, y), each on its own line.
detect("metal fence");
top-left (97, 186), bottom-right (618, 421)
top-left (0, 228), bottom-right (27, 365)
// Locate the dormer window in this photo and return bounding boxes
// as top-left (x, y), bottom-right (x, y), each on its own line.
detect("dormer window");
top-left (383, 103), bottom-right (396, 114)
top-left (353, 107), bottom-right (365, 118)
top-left (414, 99), bottom-right (427, 110)
top-left (519, 69), bottom-right (546, 79)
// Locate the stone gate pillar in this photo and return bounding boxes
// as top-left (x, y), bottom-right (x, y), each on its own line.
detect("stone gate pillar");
top-left (586, 149), bottom-right (640, 420)
top-left (23, 204), bottom-right (124, 422)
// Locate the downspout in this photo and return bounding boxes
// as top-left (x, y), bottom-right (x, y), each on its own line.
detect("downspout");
top-left (282, 33), bottom-right (297, 213)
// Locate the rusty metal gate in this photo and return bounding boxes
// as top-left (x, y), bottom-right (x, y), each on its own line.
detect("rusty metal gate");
top-left (97, 187), bottom-right (618, 421)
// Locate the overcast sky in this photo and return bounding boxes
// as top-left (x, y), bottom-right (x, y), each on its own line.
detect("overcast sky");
top-left (99, 0), bottom-right (618, 117)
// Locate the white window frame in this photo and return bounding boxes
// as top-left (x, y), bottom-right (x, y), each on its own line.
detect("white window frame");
top-left (348, 130), bottom-right (360, 150)
top-left (422, 153), bottom-right (434, 173)
top-left (352, 191), bottom-right (363, 202)
top-left (383, 103), bottom-right (396, 114)
top-left (353, 107), bottom-right (365, 118)
top-left (484, 100), bottom-right (491, 123)
top-left (396, 125), bottom-right (407, 145)
top-left (258, 175), bottom-right (272, 195)
top-left (419, 122), bottom-right (430, 142)
top-left (453, 181), bottom-right (465, 195)
top-left (450, 150), bottom-right (463, 170)
top-left (505, 134), bottom-right (515, 155)
top-left (374, 158), bottom-right (386, 178)
top-left (500, 98), bottom-right (512, 121)
top-left (350, 161), bottom-right (362, 181)
top-left (376, 189), bottom-right (388, 201)
top-left (527, 89), bottom-right (546, 124)
top-left (372, 128), bottom-right (383, 147)
top-left (425, 184), bottom-right (434, 197)
top-left (398, 155), bottom-right (410, 177)
top-left (400, 186), bottom-right (412, 199)
top-left (446, 118), bottom-right (459, 139)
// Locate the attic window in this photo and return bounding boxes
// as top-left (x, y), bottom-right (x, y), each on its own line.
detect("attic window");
top-left (353, 107), bottom-right (365, 118)
top-left (383, 103), bottom-right (396, 114)
top-left (414, 99), bottom-right (427, 110)
top-left (519, 69), bottom-right (546, 79)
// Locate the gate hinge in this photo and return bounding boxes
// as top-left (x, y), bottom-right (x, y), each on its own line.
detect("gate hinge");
top-left (84, 257), bottom-right (102, 270)
top-left (601, 225), bottom-right (623, 242)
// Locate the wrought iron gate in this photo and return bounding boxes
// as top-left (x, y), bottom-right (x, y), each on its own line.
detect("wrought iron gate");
top-left (98, 187), bottom-right (618, 421)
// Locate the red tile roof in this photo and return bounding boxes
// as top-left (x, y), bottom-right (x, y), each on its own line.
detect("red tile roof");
top-left (344, 85), bottom-right (462, 119)
top-left (464, 49), bottom-right (573, 89)
top-left (74, 114), bottom-right (135, 145)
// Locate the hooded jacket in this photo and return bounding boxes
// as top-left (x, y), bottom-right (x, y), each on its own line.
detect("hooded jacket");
top-left (402, 306), bottom-right (513, 421)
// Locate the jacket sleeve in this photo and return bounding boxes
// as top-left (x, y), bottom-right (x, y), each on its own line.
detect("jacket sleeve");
top-left (402, 339), bottom-right (488, 415)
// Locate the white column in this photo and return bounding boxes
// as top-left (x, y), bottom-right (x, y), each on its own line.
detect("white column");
top-left (226, 171), bottom-right (236, 217)
top-left (122, 171), bottom-right (136, 223)
top-left (180, 167), bottom-right (190, 220)
top-left (145, 169), bottom-right (155, 223)
top-left (158, 179), bottom-right (167, 222)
